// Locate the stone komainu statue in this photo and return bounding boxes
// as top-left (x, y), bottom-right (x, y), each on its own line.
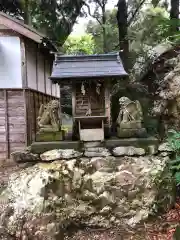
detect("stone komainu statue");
top-left (37, 100), bottom-right (61, 132)
top-left (116, 97), bottom-right (146, 138)
top-left (117, 97), bottom-right (143, 124)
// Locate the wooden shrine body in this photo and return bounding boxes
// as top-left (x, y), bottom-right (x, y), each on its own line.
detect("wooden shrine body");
top-left (50, 53), bottom-right (128, 142)
top-left (72, 79), bottom-right (111, 141)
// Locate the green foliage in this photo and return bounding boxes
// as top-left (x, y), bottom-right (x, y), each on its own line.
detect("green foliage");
top-left (0, 0), bottom-right (85, 45)
top-left (86, 5), bottom-right (179, 62)
top-left (168, 129), bottom-right (180, 153)
top-left (168, 130), bottom-right (180, 185)
top-left (63, 34), bottom-right (95, 55)
top-left (129, 7), bottom-right (170, 55)
top-left (31, 0), bottom-right (85, 44)
top-left (173, 225), bottom-right (180, 240)
top-left (86, 9), bottom-right (119, 53)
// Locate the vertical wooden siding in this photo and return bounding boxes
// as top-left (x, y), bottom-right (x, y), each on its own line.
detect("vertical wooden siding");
top-left (0, 91), bottom-right (6, 160)
top-left (25, 39), bottom-right (60, 98)
top-left (8, 90), bottom-right (26, 154)
top-left (0, 89), bottom-right (26, 160)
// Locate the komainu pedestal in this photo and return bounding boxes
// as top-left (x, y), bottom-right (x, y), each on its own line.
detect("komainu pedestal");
top-left (36, 100), bottom-right (64, 142)
top-left (116, 97), bottom-right (147, 138)
top-left (36, 131), bottom-right (63, 142)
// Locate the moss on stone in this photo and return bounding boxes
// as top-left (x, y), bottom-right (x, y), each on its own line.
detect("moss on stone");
top-left (36, 131), bottom-right (63, 142)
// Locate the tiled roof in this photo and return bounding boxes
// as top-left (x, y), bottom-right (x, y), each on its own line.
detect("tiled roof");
top-left (50, 52), bottom-right (128, 80)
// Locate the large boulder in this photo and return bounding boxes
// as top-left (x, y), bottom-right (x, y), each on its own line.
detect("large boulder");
top-left (0, 154), bottom-right (175, 239)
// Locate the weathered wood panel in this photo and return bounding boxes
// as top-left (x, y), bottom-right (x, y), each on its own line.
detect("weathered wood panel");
top-left (104, 80), bottom-right (111, 127)
top-left (26, 40), bottom-right (37, 90)
top-left (56, 84), bottom-right (60, 98)
top-left (7, 90), bottom-right (25, 155)
top-left (75, 81), bottom-right (105, 116)
top-left (25, 39), bottom-right (54, 95)
top-left (0, 90), bottom-right (6, 159)
top-left (52, 83), bottom-right (56, 97)
top-left (45, 59), bottom-right (52, 95)
top-left (37, 52), bottom-right (45, 93)
top-left (0, 89), bottom-right (25, 160)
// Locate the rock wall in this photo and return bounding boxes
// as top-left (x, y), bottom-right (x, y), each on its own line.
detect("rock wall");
top-left (0, 144), bottom-right (175, 240)
top-left (140, 45), bottom-right (180, 137)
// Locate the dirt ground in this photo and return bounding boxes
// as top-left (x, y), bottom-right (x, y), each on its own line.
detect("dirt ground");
top-left (0, 160), bottom-right (178, 240)
top-left (64, 216), bottom-right (178, 240)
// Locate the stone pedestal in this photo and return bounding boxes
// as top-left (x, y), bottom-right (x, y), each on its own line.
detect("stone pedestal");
top-left (36, 131), bottom-right (64, 142)
top-left (117, 127), bottom-right (147, 138)
top-left (117, 121), bottom-right (147, 138)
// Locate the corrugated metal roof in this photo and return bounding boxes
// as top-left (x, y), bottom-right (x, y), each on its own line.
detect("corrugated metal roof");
top-left (50, 52), bottom-right (128, 80)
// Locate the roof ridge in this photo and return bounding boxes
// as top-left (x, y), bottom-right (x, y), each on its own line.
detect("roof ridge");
top-left (0, 11), bottom-right (44, 37)
top-left (0, 11), bottom-right (57, 51)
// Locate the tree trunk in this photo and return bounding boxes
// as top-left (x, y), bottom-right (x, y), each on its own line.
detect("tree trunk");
top-left (116, 0), bottom-right (129, 71)
top-left (24, 0), bottom-right (32, 25)
top-left (102, 1), bottom-right (107, 53)
top-left (170, 0), bottom-right (179, 31)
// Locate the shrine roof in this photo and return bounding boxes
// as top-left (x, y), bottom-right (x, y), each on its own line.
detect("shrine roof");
top-left (50, 52), bottom-right (128, 80)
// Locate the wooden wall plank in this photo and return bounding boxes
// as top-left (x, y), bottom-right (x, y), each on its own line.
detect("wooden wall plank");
top-left (7, 90), bottom-right (26, 157)
top-left (21, 37), bottom-right (27, 88)
top-left (0, 152), bottom-right (7, 160)
top-left (4, 90), bottom-right (9, 158)
top-left (23, 89), bottom-right (28, 145)
top-left (37, 52), bottom-right (45, 92)
top-left (104, 79), bottom-right (111, 127)
top-left (26, 40), bottom-right (38, 90)
top-left (0, 135), bottom-right (6, 142)
top-left (10, 142), bottom-right (26, 152)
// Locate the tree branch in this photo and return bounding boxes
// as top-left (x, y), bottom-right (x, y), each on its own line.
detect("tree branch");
top-left (127, 0), bottom-right (146, 26)
top-left (82, 1), bottom-right (93, 17)
top-left (83, 1), bottom-right (102, 25)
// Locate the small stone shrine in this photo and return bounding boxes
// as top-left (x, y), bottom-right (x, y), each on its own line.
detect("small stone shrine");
top-left (50, 52), bottom-right (128, 141)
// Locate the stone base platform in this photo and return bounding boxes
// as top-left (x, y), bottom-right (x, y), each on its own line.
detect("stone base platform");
top-left (105, 137), bottom-right (158, 149)
top-left (36, 131), bottom-right (63, 142)
top-left (31, 137), bottom-right (159, 154)
top-left (117, 127), bottom-right (147, 138)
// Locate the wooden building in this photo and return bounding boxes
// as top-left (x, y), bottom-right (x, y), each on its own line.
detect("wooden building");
top-left (51, 53), bottom-right (127, 141)
top-left (0, 12), bottom-right (60, 159)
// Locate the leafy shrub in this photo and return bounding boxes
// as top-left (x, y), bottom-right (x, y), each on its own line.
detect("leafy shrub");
top-left (168, 129), bottom-right (180, 184)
